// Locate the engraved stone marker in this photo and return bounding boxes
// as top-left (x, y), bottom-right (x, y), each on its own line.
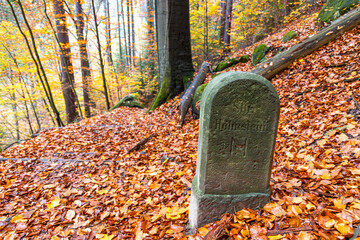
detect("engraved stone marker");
top-left (188, 72), bottom-right (280, 232)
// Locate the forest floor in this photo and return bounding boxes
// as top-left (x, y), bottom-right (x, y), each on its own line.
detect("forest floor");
top-left (1, 13), bottom-right (360, 240)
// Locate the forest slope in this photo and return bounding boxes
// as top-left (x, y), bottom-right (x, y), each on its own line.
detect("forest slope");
top-left (0, 14), bottom-right (360, 239)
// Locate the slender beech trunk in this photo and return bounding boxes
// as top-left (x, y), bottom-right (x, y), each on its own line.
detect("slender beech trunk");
top-left (146, 0), bottom-right (156, 79)
top-left (8, 73), bottom-right (20, 140)
top-left (127, 0), bottom-right (132, 67)
top-left (121, 0), bottom-right (129, 69)
top-left (92, 0), bottom-right (110, 110)
top-left (130, 0), bottom-right (135, 62)
top-left (219, 0), bottom-right (226, 45)
top-left (204, 0), bottom-right (209, 60)
top-left (223, 0), bottom-right (232, 55)
top-left (75, 0), bottom-right (92, 117)
top-left (116, 0), bottom-right (123, 69)
top-left (52, 0), bottom-right (79, 123)
top-left (104, 0), bottom-right (113, 65)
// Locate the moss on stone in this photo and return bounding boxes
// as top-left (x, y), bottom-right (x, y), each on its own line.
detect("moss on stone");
top-left (317, 0), bottom-right (358, 23)
top-left (110, 95), bottom-right (143, 111)
top-left (282, 30), bottom-right (297, 42)
top-left (192, 83), bottom-right (208, 117)
top-left (213, 58), bottom-right (240, 72)
top-left (252, 44), bottom-right (269, 66)
top-left (239, 55), bottom-right (249, 63)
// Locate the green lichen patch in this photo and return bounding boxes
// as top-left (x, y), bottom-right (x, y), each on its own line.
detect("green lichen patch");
top-left (252, 44), bottom-right (269, 66)
top-left (282, 30), bottom-right (297, 42)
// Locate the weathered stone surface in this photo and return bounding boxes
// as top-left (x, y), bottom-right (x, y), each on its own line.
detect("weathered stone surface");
top-left (188, 72), bottom-right (280, 232)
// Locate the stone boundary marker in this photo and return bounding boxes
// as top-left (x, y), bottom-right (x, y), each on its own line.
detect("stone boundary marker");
top-left (188, 72), bottom-right (280, 233)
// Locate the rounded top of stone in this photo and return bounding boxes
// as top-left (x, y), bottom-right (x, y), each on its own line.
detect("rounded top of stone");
top-left (202, 72), bottom-right (278, 102)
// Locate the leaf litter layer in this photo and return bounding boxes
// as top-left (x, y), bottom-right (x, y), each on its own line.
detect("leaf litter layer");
top-left (1, 14), bottom-right (360, 239)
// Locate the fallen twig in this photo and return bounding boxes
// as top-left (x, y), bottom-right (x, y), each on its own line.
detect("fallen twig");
top-left (127, 134), bottom-right (157, 154)
top-left (267, 226), bottom-right (313, 236)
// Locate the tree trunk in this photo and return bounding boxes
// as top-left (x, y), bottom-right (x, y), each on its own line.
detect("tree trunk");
top-left (150, 0), bottom-right (194, 111)
top-left (116, 0), bottom-right (123, 69)
top-left (104, 0), bottom-right (113, 65)
top-left (75, 0), bottom-right (92, 118)
top-left (130, 0), bottom-right (136, 62)
top-left (219, 0), bottom-right (226, 45)
top-left (52, 0), bottom-right (79, 123)
top-left (146, 0), bottom-right (156, 79)
top-left (121, 0), bottom-right (129, 69)
top-left (127, 0), bottom-right (132, 68)
top-left (91, 0), bottom-right (110, 110)
top-left (223, 0), bottom-right (232, 55)
top-left (252, 7), bottom-right (360, 80)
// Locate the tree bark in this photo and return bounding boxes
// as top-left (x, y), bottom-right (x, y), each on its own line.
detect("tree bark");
top-left (121, 0), bottom-right (129, 69)
top-left (150, 0), bottom-right (194, 111)
top-left (223, 0), bottom-right (232, 55)
top-left (75, 0), bottom-right (92, 118)
top-left (116, 0), bottom-right (123, 69)
top-left (91, 0), bottom-right (110, 110)
top-left (52, 0), bottom-right (79, 123)
top-left (104, 0), bottom-right (113, 65)
top-left (127, 0), bottom-right (132, 68)
top-left (219, 0), bottom-right (226, 45)
top-left (252, 7), bottom-right (360, 80)
top-left (130, 0), bottom-right (136, 62)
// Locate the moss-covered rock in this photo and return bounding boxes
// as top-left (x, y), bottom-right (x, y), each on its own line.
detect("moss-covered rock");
top-left (213, 58), bottom-right (240, 72)
top-left (239, 55), bottom-right (249, 63)
top-left (317, 0), bottom-right (358, 24)
top-left (252, 44), bottom-right (269, 66)
top-left (282, 30), bottom-right (297, 42)
top-left (110, 95), bottom-right (143, 111)
top-left (192, 83), bottom-right (208, 117)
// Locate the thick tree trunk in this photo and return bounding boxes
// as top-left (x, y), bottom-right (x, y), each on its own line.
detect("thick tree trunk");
top-left (75, 0), bottom-right (92, 118)
top-left (252, 7), bottom-right (360, 80)
top-left (52, 0), bottom-right (79, 123)
top-left (150, 0), bottom-right (194, 111)
top-left (104, 0), bottom-right (113, 65)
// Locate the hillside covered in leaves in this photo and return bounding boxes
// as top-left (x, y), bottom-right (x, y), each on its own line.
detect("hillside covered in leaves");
top-left (0, 13), bottom-right (360, 239)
